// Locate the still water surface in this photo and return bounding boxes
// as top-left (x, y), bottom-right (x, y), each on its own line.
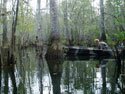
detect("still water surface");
top-left (0, 48), bottom-right (124, 94)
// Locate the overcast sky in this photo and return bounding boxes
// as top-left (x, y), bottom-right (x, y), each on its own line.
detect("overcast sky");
top-left (30, 0), bottom-right (100, 11)
top-left (30, 0), bottom-right (47, 11)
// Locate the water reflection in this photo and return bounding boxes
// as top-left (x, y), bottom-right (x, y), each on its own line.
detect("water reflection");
top-left (46, 59), bottom-right (63, 94)
top-left (63, 60), bottom-right (96, 93)
top-left (63, 58), bottom-right (124, 94)
top-left (37, 57), bottom-right (44, 94)
top-left (18, 49), bottom-right (28, 94)
top-left (99, 59), bottom-right (107, 94)
top-left (0, 48), bottom-right (124, 94)
top-left (2, 65), bottom-right (17, 94)
top-left (0, 58), bottom-right (1, 93)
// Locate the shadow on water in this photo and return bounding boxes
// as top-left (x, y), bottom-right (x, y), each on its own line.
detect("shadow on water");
top-left (46, 59), bottom-right (63, 94)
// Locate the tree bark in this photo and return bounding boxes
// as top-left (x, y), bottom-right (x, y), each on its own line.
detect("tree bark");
top-left (46, 0), bottom-right (63, 59)
top-left (36, 0), bottom-right (43, 40)
top-left (11, 0), bottom-right (19, 52)
top-left (2, 0), bottom-right (8, 47)
top-left (100, 0), bottom-right (106, 41)
top-left (49, 0), bottom-right (60, 42)
top-left (64, 0), bottom-right (70, 45)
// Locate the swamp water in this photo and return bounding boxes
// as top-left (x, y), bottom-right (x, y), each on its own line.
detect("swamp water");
top-left (0, 48), bottom-right (124, 94)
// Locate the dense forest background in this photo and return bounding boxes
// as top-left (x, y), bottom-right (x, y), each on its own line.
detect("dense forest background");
top-left (0, 0), bottom-right (125, 62)
top-left (0, 1), bottom-right (125, 94)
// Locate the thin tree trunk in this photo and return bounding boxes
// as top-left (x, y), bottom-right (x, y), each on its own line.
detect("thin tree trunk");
top-left (121, 0), bottom-right (125, 31)
top-left (64, 0), bottom-right (70, 45)
top-left (100, 0), bottom-right (106, 41)
top-left (2, 0), bottom-right (8, 47)
top-left (36, 0), bottom-right (42, 40)
top-left (11, 0), bottom-right (19, 52)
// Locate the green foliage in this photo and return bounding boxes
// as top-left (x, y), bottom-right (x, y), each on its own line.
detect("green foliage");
top-left (0, 0), bottom-right (124, 47)
top-left (17, 15), bottom-right (35, 33)
top-left (107, 31), bottom-right (125, 47)
top-left (105, 0), bottom-right (125, 46)
top-left (60, 0), bottom-right (100, 45)
top-left (113, 32), bottom-right (125, 42)
top-left (17, 1), bottom-right (35, 33)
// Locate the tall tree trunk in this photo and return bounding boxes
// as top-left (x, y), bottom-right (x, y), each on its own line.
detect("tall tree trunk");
top-left (2, 0), bottom-right (8, 47)
top-left (64, 0), bottom-right (70, 45)
top-left (46, 0), bottom-right (63, 59)
top-left (11, 0), bottom-right (19, 52)
top-left (1, 0), bottom-right (10, 65)
top-left (36, 0), bottom-right (43, 40)
top-left (100, 0), bottom-right (106, 41)
top-left (121, 0), bottom-right (125, 31)
top-left (49, 0), bottom-right (60, 42)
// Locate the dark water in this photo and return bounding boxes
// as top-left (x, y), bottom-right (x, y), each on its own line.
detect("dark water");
top-left (0, 48), bottom-right (125, 94)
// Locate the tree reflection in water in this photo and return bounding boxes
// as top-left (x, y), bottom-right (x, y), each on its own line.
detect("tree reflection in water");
top-left (3, 65), bottom-right (17, 94)
top-left (46, 59), bottom-right (63, 94)
top-left (100, 59), bottom-right (107, 94)
top-left (98, 58), bottom-right (124, 94)
top-left (0, 48), bottom-right (124, 94)
top-left (0, 57), bottom-right (1, 93)
top-left (37, 57), bottom-right (44, 94)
